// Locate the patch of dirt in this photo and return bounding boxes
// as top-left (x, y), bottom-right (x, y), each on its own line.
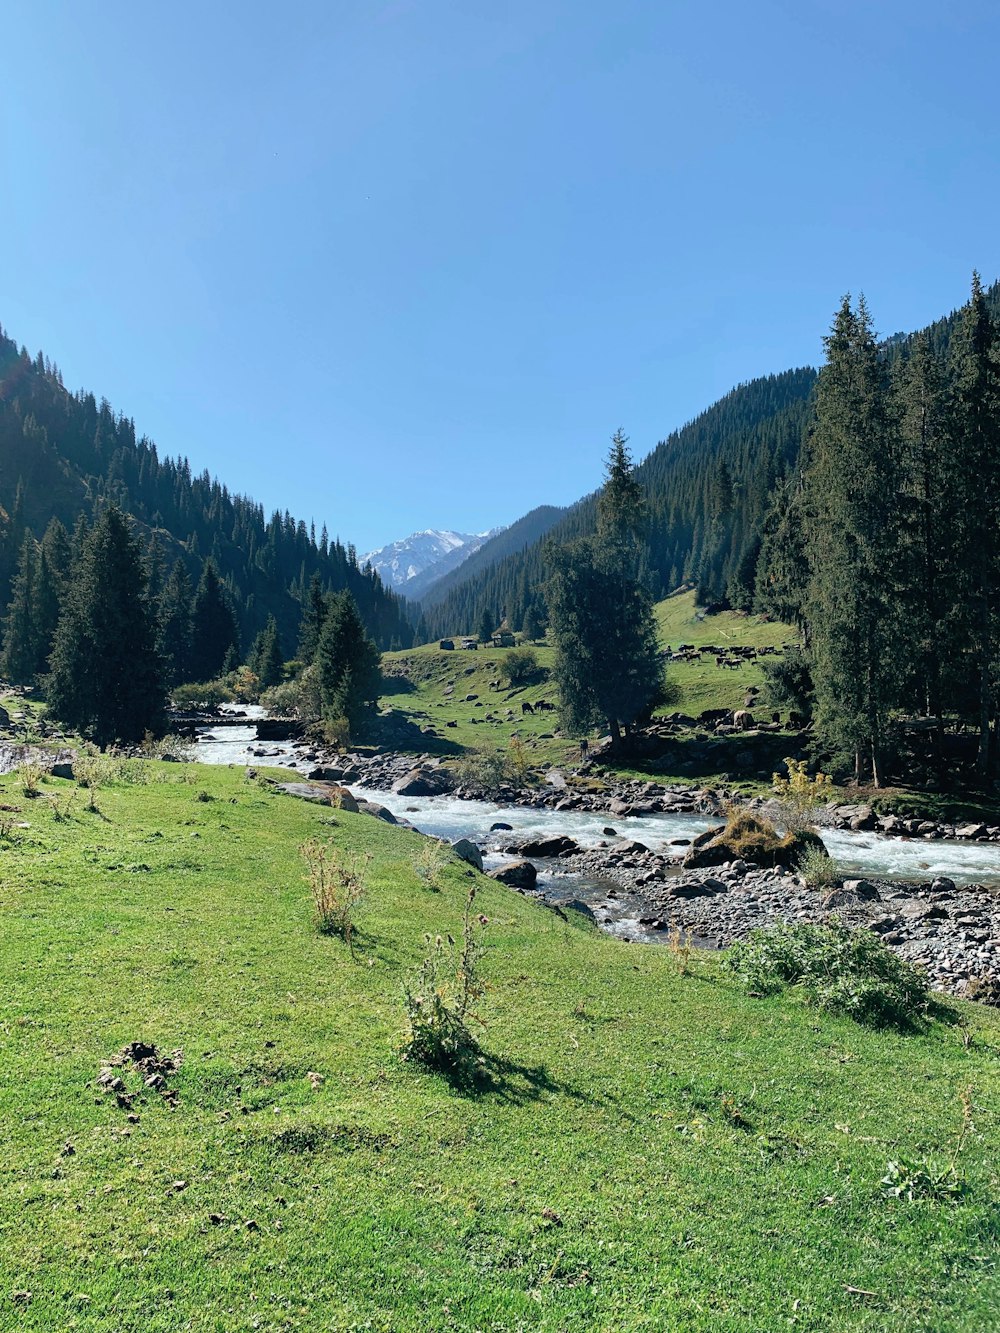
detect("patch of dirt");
top-left (96, 1041), bottom-right (184, 1110)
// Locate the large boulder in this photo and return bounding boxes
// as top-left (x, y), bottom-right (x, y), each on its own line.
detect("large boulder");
top-left (0, 706), bottom-right (10, 730)
top-left (356, 799), bottom-right (397, 824)
top-left (822, 880), bottom-right (881, 909)
top-left (329, 785), bottom-right (359, 813)
top-left (392, 767), bottom-right (452, 797)
top-left (516, 834), bottom-right (580, 858)
top-left (489, 860), bottom-right (538, 889)
top-left (451, 838), bottom-right (484, 871)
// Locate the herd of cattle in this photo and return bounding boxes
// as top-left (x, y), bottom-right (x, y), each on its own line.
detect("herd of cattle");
top-left (664, 642), bottom-right (784, 669)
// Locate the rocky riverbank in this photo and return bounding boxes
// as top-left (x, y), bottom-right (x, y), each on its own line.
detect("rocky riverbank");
top-left (236, 742), bottom-right (1000, 1002)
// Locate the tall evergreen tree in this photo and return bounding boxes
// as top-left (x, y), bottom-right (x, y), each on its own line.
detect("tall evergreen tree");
top-left (316, 591), bottom-right (381, 735)
top-left (0, 531), bottom-right (39, 683)
top-left (247, 615), bottom-right (283, 688)
top-left (189, 558), bottom-right (239, 682)
top-left (803, 297), bottom-right (901, 785)
top-left (298, 572), bottom-right (327, 662)
top-left (47, 506), bottom-right (166, 746)
top-left (477, 606), bottom-right (494, 643)
top-left (945, 274), bottom-right (1000, 773)
top-left (547, 434), bottom-right (663, 746)
top-left (894, 334), bottom-right (955, 720)
top-left (521, 602), bottom-right (541, 643)
top-left (157, 560), bottom-right (195, 687)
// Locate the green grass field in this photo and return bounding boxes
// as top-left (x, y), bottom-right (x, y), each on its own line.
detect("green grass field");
top-left (1, 761), bottom-right (999, 1330)
top-left (652, 591), bottom-right (797, 716)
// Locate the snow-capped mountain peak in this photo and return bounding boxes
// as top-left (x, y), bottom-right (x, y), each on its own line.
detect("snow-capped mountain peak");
top-left (361, 528), bottom-right (502, 595)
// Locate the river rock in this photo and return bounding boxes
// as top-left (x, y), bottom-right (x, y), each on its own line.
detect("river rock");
top-left (822, 880), bottom-right (881, 909)
top-left (516, 834), bottom-right (580, 858)
top-left (491, 821), bottom-right (514, 831)
top-left (308, 765), bottom-right (344, 782)
top-left (0, 707), bottom-right (9, 729)
top-left (356, 799), bottom-right (397, 824)
top-left (328, 785), bottom-right (359, 813)
top-left (562, 899), bottom-right (596, 921)
top-left (613, 838), bottom-right (649, 856)
top-left (665, 880), bottom-right (724, 899)
top-left (489, 860), bottom-right (537, 889)
top-left (451, 838), bottom-right (484, 871)
top-left (931, 876), bottom-right (956, 893)
top-left (392, 767), bottom-right (452, 797)
top-left (956, 823), bottom-right (987, 839)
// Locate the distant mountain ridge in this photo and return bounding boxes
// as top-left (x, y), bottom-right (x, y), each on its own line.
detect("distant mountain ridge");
top-left (361, 528), bottom-right (503, 600)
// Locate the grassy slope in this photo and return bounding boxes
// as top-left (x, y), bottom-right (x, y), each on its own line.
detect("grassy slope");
top-left (1, 763), bottom-right (999, 1331)
top-left (652, 592), bottom-right (797, 717)
top-left (378, 640), bottom-right (579, 766)
top-left (379, 592), bottom-right (795, 768)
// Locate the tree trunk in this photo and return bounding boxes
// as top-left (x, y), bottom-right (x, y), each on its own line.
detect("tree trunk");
top-left (608, 717), bottom-right (622, 748)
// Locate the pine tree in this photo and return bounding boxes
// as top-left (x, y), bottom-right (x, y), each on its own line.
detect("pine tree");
top-left (247, 615), bottom-right (283, 688)
top-left (157, 560), bottom-right (194, 687)
top-left (803, 296), bottom-right (901, 785)
top-left (546, 435), bottom-right (663, 746)
top-left (189, 559), bottom-right (239, 682)
top-left (946, 273), bottom-right (1000, 772)
top-left (47, 506), bottom-right (166, 746)
top-left (32, 548), bottom-right (63, 675)
top-left (894, 334), bottom-right (955, 721)
top-left (316, 591), bottom-right (381, 736)
top-left (477, 606), bottom-right (494, 643)
top-left (0, 531), bottom-right (39, 683)
top-left (298, 572), bottom-right (327, 662)
top-left (521, 603), bottom-right (541, 643)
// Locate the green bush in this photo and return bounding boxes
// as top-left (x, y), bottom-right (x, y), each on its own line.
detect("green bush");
top-left (500, 647), bottom-right (540, 686)
top-left (723, 919), bottom-right (930, 1029)
top-left (455, 747), bottom-right (515, 794)
top-left (171, 679), bottom-right (235, 709)
top-left (797, 842), bottom-right (840, 890)
top-left (261, 663), bottom-right (323, 722)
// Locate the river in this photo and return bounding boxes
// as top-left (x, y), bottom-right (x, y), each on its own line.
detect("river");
top-left (186, 712), bottom-right (1000, 888)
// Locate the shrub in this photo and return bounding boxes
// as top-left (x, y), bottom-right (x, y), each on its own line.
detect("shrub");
top-left (301, 839), bottom-right (369, 947)
top-left (797, 842), bottom-right (840, 890)
top-left (706, 806), bottom-right (824, 867)
top-left (500, 648), bottom-right (540, 686)
top-left (17, 760), bottom-right (45, 797)
top-left (171, 679), bottom-right (235, 709)
top-left (402, 888), bottom-right (488, 1076)
top-left (723, 919), bottom-right (930, 1028)
top-left (414, 839), bottom-right (449, 892)
top-left (455, 747), bottom-right (515, 794)
top-left (772, 758), bottom-right (833, 831)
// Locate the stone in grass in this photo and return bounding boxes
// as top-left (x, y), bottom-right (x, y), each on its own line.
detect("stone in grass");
top-left (451, 838), bottom-right (484, 872)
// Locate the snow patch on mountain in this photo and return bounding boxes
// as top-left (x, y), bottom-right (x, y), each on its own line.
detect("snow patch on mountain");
top-left (361, 528), bottom-right (503, 595)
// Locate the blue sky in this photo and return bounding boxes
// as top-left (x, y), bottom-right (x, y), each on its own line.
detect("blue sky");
top-left (2, 1), bottom-right (998, 553)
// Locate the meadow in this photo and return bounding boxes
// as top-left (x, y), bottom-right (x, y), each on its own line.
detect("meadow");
top-left (1, 760), bottom-right (998, 1330)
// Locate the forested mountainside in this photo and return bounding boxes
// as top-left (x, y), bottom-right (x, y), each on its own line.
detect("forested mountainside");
top-left (422, 281), bottom-right (1000, 642)
top-left (416, 505), bottom-right (567, 614)
top-left (421, 370), bottom-right (816, 638)
top-left (0, 330), bottom-right (414, 653)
